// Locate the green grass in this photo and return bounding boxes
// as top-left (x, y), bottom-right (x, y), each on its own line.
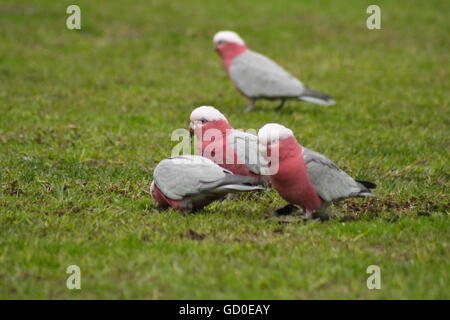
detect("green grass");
top-left (0, 0), bottom-right (449, 299)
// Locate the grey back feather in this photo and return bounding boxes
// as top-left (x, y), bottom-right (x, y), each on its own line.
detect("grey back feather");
top-left (302, 148), bottom-right (374, 202)
top-left (153, 155), bottom-right (261, 200)
top-left (230, 50), bottom-right (305, 98)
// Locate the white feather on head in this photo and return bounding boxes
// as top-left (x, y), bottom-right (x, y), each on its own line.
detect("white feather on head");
top-left (258, 123), bottom-right (294, 146)
top-left (190, 106), bottom-right (227, 122)
top-left (213, 31), bottom-right (245, 46)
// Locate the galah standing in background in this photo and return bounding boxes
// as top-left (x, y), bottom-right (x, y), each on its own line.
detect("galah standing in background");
top-left (189, 106), bottom-right (268, 185)
top-left (258, 123), bottom-right (376, 216)
top-left (151, 155), bottom-right (263, 212)
top-left (213, 30), bottom-right (335, 112)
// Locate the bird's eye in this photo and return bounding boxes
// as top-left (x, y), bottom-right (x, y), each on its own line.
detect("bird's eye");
top-left (217, 40), bottom-right (225, 45)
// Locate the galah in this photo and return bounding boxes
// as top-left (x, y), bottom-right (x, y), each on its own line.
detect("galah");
top-left (213, 30), bottom-right (335, 112)
top-left (189, 106), bottom-right (268, 185)
top-left (190, 105), bottom-right (364, 195)
top-left (258, 123), bottom-right (376, 216)
top-left (150, 155), bottom-right (263, 212)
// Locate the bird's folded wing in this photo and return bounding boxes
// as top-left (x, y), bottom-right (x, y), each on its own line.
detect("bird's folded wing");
top-left (153, 156), bottom-right (228, 200)
top-left (229, 50), bottom-right (304, 98)
top-left (302, 148), bottom-right (368, 202)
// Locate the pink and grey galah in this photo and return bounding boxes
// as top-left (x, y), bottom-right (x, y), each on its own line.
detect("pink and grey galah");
top-left (189, 106), bottom-right (268, 185)
top-left (213, 30), bottom-right (335, 112)
top-left (151, 155), bottom-right (263, 212)
top-left (188, 106), bottom-right (375, 214)
top-left (257, 123), bottom-right (376, 216)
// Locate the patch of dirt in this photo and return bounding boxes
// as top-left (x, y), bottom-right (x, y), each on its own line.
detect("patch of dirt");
top-left (185, 229), bottom-right (206, 241)
top-left (336, 196), bottom-right (450, 216)
top-left (263, 194), bottom-right (448, 223)
top-left (4, 180), bottom-right (24, 196)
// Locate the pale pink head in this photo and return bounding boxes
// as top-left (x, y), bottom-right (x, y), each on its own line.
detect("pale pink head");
top-left (258, 123), bottom-right (300, 175)
top-left (258, 123), bottom-right (298, 158)
top-left (189, 106), bottom-right (231, 138)
top-left (213, 31), bottom-right (248, 71)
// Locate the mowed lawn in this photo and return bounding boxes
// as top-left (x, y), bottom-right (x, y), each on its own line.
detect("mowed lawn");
top-left (0, 0), bottom-right (449, 299)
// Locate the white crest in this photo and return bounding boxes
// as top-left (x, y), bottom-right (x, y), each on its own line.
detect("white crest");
top-left (213, 31), bottom-right (245, 45)
top-left (190, 106), bottom-right (227, 122)
top-left (258, 123), bottom-right (294, 146)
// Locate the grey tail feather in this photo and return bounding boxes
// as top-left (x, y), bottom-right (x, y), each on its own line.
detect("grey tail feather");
top-left (355, 179), bottom-right (377, 197)
top-left (356, 180), bottom-right (377, 189)
top-left (299, 89), bottom-right (335, 106)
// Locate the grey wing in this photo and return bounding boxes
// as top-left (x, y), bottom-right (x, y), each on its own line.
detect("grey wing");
top-left (302, 148), bottom-right (373, 202)
top-left (229, 50), bottom-right (305, 98)
top-left (153, 156), bottom-right (228, 200)
top-left (228, 129), bottom-right (267, 175)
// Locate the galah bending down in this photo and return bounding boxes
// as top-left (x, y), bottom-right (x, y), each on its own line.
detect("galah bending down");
top-left (189, 106), bottom-right (268, 185)
top-left (258, 123), bottom-right (376, 216)
top-left (213, 30), bottom-right (335, 112)
top-left (151, 155), bottom-right (263, 212)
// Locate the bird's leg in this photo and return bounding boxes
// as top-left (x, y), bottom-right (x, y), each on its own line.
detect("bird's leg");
top-left (245, 98), bottom-right (256, 113)
top-left (276, 99), bottom-right (286, 111)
